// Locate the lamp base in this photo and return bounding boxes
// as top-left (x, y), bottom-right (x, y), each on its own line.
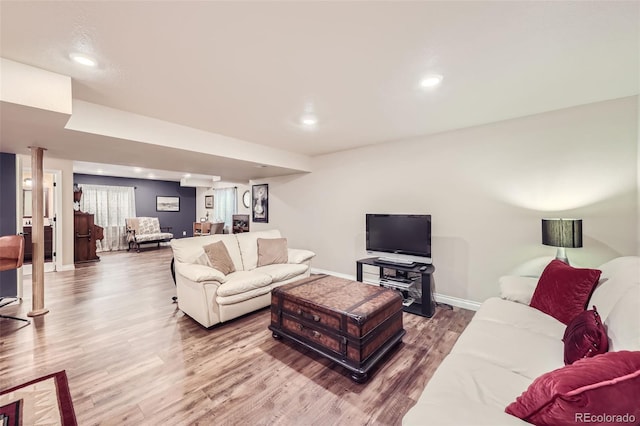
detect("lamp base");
top-left (555, 247), bottom-right (570, 265)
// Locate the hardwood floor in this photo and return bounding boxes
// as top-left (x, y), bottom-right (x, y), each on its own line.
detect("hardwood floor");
top-left (0, 248), bottom-right (474, 425)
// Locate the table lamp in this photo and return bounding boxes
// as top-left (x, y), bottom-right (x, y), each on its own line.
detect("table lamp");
top-left (541, 218), bottom-right (583, 265)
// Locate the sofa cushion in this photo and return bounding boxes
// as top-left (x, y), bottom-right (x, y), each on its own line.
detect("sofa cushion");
top-left (133, 232), bottom-right (173, 243)
top-left (530, 260), bottom-right (601, 325)
top-left (203, 241), bottom-right (236, 275)
top-left (174, 262), bottom-right (227, 284)
top-left (605, 284), bottom-right (640, 351)
top-left (404, 353), bottom-right (530, 426)
top-left (257, 237), bottom-right (288, 266)
top-left (216, 270), bottom-right (272, 297)
top-left (171, 234), bottom-right (243, 269)
top-left (216, 285), bottom-right (273, 306)
top-left (562, 306), bottom-right (608, 365)
top-left (589, 256), bottom-right (640, 321)
top-left (505, 351), bottom-right (640, 425)
top-left (254, 263), bottom-right (308, 282)
top-left (236, 229), bottom-right (282, 270)
top-left (451, 315), bottom-right (565, 380)
top-left (472, 297), bottom-right (566, 340)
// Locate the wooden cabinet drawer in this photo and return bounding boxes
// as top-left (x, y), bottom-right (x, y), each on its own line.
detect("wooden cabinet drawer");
top-left (282, 299), bottom-right (341, 330)
top-left (281, 315), bottom-right (343, 355)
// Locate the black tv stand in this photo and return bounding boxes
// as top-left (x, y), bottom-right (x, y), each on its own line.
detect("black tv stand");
top-left (356, 257), bottom-right (435, 318)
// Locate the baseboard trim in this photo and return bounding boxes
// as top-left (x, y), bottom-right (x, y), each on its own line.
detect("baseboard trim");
top-left (57, 264), bottom-right (76, 272)
top-left (310, 267), bottom-right (354, 280)
top-left (433, 293), bottom-right (481, 311)
top-left (310, 267), bottom-right (482, 311)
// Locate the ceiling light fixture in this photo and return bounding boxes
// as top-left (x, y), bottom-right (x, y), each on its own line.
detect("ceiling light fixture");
top-left (420, 74), bottom-right (443, 88)
top-left (300, 114), bottom-right (318, 127)
top-left (69, 53), bottom-right (97, 67)
top-left (133, 167), bottom-right (142, 173)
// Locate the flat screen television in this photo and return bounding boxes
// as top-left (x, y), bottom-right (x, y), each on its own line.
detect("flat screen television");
top-left (366, 214), bottom-right (432, 265)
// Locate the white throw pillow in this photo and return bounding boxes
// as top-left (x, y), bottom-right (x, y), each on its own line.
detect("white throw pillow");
top-left (499, 275), bottom-right (539, 305)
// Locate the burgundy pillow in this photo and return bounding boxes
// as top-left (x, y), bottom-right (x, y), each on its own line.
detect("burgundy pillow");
top-left (562, 306), bottom-right (608, 365)
top-left (505, 351), bottom-right (640, 425)
top-left (530, 260), bottom-right (601, 325)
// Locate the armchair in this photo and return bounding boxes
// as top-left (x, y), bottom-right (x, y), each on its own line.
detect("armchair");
top-left (0, 235), bottom-right (30, 324)
top-left (125, 217), bottom-right (174, 252)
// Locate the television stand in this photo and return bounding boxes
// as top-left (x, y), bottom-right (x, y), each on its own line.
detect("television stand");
top-left (356, 257), bottom-right (435, 318)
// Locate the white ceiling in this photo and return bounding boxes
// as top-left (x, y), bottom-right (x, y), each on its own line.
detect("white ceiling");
top-left (1, 1), bottom-right (638, 181)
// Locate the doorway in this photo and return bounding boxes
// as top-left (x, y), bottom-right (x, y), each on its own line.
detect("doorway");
top-left (21, 169), bottom-right (59, 274)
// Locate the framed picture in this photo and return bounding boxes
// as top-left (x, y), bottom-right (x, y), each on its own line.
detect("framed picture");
top-left (205, 195), bottom-right (214, 209)
top-left (156, 196), bottom-right (180, 212)
top-left (252, 184), bottom-right (269, 223)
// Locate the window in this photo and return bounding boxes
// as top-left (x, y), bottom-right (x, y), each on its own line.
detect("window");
top-left (79, 184), bottom-right (136, 251)
top-left (213, 187), bottom-right (237, 230)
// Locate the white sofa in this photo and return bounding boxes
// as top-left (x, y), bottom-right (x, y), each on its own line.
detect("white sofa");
top-left (403, 256), bottom-right (640, 425)
top-left (170, 230), bottom-right (315, 328)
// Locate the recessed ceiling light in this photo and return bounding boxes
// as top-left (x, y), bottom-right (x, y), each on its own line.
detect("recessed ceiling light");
top-left (420, 74), bottom-right (443, 88)
top-left (70, 53), bottom-right (97, 67)
top-left (183, 173), bottom-right (191, 178)
top-left (133, 167), bottom-right (142, 173)
top-left (96, 169), bottom-right (104, 174)
top-left (300, 114), bottom-right (318, 127)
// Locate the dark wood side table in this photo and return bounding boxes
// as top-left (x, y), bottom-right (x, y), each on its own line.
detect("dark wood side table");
top-left (356, 257), bottom-right (436, 318)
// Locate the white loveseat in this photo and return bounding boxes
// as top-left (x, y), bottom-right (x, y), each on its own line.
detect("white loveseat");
top-left (403, 256), bottom-right (640, 425)
top-left (170, 230), bottom-right (315, 328)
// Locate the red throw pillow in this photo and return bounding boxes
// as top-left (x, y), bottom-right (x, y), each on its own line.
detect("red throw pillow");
top-left (505, 351), bottom-right (640, 425)
top-left (530, 260), bottom-right (601, 325)
top-left (563, 306), bottom-right (608, 365)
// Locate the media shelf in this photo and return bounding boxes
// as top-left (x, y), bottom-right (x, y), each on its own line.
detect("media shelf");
top-left (356, 257), bottom-right (435, 318)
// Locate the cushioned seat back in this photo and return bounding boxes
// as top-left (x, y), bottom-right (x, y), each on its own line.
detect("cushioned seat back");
top-left (589, 256), bottom-right (640, 352)
top-left (138, 217), bottom-right (161, 234)
top-left (171, 234), bottom-right (243, 271)
top-left (589, 256), bottom-right (640, 320)
top-left (236, 229), bottom-right (282, 271)
top-left (604, 283), bottom-right (640, 351)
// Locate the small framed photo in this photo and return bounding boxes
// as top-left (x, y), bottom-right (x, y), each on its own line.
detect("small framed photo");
top-left (205, 195), bottom-right (214, 209)
top-left (252, 183), bottom-right (269, 223)
top-left (156, 196), bottom-right (180, 212)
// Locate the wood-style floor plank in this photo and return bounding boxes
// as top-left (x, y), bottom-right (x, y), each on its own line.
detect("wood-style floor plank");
top-left (0, 248), bottom-right (474, 425)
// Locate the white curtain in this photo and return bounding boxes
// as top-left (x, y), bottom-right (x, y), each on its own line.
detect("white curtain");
top-left (79, 184), bottom-right (136, 251)
top-left (213, 187), bottom-right (237, 231)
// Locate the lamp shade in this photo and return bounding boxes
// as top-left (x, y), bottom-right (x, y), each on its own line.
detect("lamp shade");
top-left (541, 219), bottom-right (583, 248)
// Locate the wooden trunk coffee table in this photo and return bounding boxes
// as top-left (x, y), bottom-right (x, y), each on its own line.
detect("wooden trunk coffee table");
top-left (269, 274), bottom-right (405, 382)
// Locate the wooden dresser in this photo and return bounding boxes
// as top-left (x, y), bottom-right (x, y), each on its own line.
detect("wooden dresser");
top-left (74, 211), bottom-right (103, 263)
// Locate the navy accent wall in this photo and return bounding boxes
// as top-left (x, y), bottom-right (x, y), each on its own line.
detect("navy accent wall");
top-left (0, 152), bottom-right (18, 296)
top-left (73, 174), bottom-right (196, 239)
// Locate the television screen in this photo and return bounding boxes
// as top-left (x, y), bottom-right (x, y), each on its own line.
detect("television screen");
top-left (366, 214), bottom-right (431, 258)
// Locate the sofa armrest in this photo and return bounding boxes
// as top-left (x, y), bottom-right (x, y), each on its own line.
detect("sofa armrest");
top-left (288, 248), bottom-right (315, 264)
top-left (499, 275), bottom-right (539, 305)
top-left (175, 262), bottom-right (227, 284)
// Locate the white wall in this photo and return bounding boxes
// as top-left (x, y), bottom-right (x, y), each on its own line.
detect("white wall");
top-left (260, 97), bottom-right (639, 304)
